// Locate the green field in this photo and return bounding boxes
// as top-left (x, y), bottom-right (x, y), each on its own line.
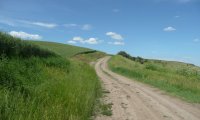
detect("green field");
top-left (109, 55), bottom-right (200, 103)
top-left (30, 41), bottom-right (92, 58)
top-left (0, 32), bottom-right (101, 120)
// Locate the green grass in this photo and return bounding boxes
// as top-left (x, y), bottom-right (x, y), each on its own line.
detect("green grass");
top-left (100, 103), bottom-right (112, 116)
top-left (108, 55), bottom-right (200, 103)
top-left (0, 32), bottom-right (101, 120)
top-left (30, 41), bottom-right (106, 63)
top-left (0, 32), bottom-right (56, 58)
top-left (73, 51), bottom-right (106, 63)
top-left (29, 41), bottom-right (92, 58)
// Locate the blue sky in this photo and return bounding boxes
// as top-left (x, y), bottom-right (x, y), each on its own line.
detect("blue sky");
top-left (0, 0), bottom-right (200, 66)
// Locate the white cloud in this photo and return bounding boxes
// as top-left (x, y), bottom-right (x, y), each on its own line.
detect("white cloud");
top-left (106, 32), bottom-right (125, 45)
top-left (9, 31), bottom-right (42, 40)
top-left (84, 38), bottom-right (99, 44)
top-left (0, 17), bottom-right (57, 29)
top-left (82, 24), bottom-right (92, 30)
top-left (72, 36), bottom-right (84, 42)
top-left (113, 41), bottom-right (125, 45)
top-left (63, 23), bottom-right (92, 30)
top-left (68, 37), bottom-right (100, 45)
top-left (19, 20), bottom-right (57, 28)
top-left (31, 22), bottom-right (57, 28)
top-left (63, 24), bottom-right (78, 27)
top-left (193, 38), bottom-right (199, 42)
top-left (106, 32), bottom-right (123, 40)
top-left (163, 26), bottom-right (176, 32)
top-left (108, 41), bottom-right (125, 46)
top-left (67, 40), bottom-right (77, 44)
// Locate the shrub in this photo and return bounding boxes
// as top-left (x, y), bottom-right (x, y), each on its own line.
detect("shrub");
top-left (117, 51), bottom-right (147, 64)
top-left (135, 56), bottom-right (145, 64)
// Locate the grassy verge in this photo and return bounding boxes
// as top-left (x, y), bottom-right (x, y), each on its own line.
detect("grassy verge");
top-left (0, 32), bottom-right (101, 120)
top-left (108, 55), bottom-right (200, 103)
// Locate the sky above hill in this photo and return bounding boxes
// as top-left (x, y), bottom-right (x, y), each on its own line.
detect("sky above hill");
top-left (0, 0), bottom-right (200, 66)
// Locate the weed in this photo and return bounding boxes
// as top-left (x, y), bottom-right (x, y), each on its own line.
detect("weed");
top-left (100, 103), bottom-right (112, 116)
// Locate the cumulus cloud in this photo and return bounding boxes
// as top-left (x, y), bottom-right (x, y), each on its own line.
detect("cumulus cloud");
top-left (9, 31), bottom-right (42, 40)
top-left (72, 36), bottom-right (84, 42)
top-left (84, 38), bottom-right (99, 44)
top-left (106, 32), bottom-right (125, 45)
top-left (106, 32), bottom-right (123, 40)
top-left (67, 36), bottom-right (100, 45)
top-left (82, 24), bottom-right (92, 30)
top-left (163, 26), bottom-right (176, 32)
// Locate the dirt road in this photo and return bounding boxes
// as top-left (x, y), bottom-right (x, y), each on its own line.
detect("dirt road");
top-left (95, 56), bottom-right (200, 120)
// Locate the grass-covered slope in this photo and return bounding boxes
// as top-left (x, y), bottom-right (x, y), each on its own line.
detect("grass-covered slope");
top-left (30, 41), bottom-right (92, 58)
top-left (30, 40), bottom-right (106, 63)
top-left (73, 51), bottom-right (106, 63)
top-left (109, 55), bottom-right (200, 103)
top-left (0, 32), bottom-right (101, 120)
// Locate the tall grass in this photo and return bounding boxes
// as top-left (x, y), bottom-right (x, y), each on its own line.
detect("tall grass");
top-left (0, 32), bottom-right (101, 120)
top-left (0, 32), bottom-right (56, 58)
top-left (109, 55), bottom-right (200, 103)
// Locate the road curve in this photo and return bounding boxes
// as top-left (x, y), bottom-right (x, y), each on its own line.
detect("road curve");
top-left (95, 56), bottom-right (200, 120)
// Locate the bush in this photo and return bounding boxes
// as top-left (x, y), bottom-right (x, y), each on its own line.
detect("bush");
top-left (117, 51), bottom-right (147, 64)
top-left (135, 56), bottom-right (145, 64)
top-left (118, 51), bottom-right (136, 61)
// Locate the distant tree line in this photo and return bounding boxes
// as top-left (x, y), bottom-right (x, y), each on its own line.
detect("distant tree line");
top-left (0, 32), bottom-right (57, 58)
top-left (117, 51), bottom-right (147, 64)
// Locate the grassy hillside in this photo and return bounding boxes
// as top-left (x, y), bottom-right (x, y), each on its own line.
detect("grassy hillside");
top-left (30, 41), bottom-right (106, 63)
top-left (73, 51), bottom-right (106, 63)
top-left (30, 41), bottom-right (92, 58)
top-left (0, 32), bottom-right (101, 120)
top-left (109, 55), bottom-right (200, 103)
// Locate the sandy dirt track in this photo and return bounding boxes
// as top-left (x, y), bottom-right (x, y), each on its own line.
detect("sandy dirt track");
top-left (95, 56), bottom-right (200, 120)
